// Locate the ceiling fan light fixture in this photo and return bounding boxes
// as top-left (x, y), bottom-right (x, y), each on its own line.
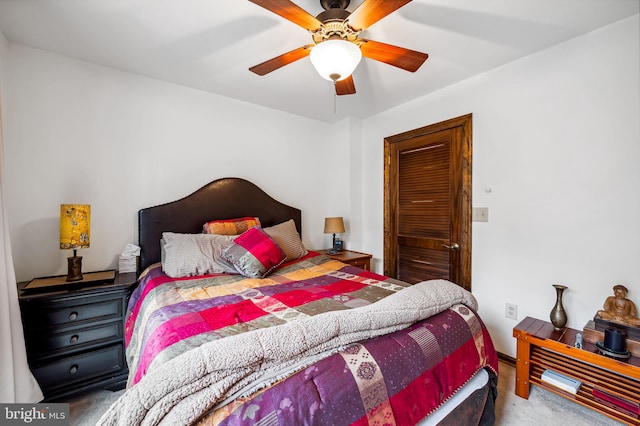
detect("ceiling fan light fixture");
top-left (310, 39), bottom-right (362, 82)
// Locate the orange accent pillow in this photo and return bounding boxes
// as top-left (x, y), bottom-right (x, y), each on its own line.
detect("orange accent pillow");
top-left (202, 217), bottom-right (261, 235)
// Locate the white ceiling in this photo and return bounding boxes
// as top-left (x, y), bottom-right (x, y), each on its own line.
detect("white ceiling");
top-left (0, 0), bottom-right (637, 123)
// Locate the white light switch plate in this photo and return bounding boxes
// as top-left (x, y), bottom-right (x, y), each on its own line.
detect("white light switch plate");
top-left (473, 207), bottom-right (489, 222)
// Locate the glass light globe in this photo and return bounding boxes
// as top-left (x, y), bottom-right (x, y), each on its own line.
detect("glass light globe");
top-left (310, 39), bottom-right (362, 82)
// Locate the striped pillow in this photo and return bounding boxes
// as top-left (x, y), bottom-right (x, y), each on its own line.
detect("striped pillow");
top-left (161, 232), bottom-right (237, 278)
top-left (203, 217), bottom-right (261, 235)
top-left (222, 227), bottom-right (286, 278)
top-left (263, 219), bottom-right (307, 261)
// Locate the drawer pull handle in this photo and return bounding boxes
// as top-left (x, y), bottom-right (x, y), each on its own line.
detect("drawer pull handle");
top-left (69, 365), bottom-right (79, 375)
top-left (69, 312), bottom-right (78, 321)
top-left (70, 335), bottom-right (79, 344)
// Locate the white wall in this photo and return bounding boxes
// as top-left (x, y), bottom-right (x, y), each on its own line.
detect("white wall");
top-left (359, 15), bottom-right (640, 357)
top-left (3, 45), bottom-right (352, 281)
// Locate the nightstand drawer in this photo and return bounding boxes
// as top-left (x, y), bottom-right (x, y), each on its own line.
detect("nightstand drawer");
top-left (349, 258), bottom-right (370, 270)
top-left (32, 344), bottom-right (124, 391)
top-left (29, 321), bottom-right (123, 355)
top-left (25, 297), bottom-right (123, 328)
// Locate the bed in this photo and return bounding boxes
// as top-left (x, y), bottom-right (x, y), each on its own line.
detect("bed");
top-left (99, 177), bottom-right (498, 426)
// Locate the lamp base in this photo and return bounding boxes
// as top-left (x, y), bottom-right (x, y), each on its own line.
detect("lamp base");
top-left (66, 256), bottom-right (83, 282)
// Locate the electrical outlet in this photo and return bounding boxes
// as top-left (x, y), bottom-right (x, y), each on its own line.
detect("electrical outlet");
top-left (505, 302), bottom-right (518, 320)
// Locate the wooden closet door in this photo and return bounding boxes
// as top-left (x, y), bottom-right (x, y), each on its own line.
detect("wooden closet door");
top-left (384, 115), bottom-right (472, 290)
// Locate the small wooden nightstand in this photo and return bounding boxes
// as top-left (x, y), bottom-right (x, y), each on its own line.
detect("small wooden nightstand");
top-left (513, 317), bottom-right (640, 424)
top-left (316, 249), bottom-right (372, 271)
top-left (18, 271), bottom-right (137, 401)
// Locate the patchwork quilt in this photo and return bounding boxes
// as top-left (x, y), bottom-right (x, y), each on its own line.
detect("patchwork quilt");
top-left (125, 253), bottom-right (412, 386)
top-left (110, 253), bottom-right (497, 425)
top-left (200, 305), bottom-right (497, 426)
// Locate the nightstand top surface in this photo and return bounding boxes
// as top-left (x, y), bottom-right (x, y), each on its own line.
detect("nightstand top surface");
top-left (315, 249), bottom-right (372, 261)
top-left (514, 316), bottom-right (640, 368)
top-left (19, 270), bottom-right (137, 299)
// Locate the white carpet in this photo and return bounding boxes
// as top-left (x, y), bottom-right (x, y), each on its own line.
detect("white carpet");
top-left (68, 389), bottom-right (124, 426)
top-left (494, 360), bottom-right (624, 425)
top-left (67, 360), bottom-right (624, 425)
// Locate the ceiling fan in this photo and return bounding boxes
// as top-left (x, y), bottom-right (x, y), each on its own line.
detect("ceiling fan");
top-left (248, 0), bottom-right (429, 95)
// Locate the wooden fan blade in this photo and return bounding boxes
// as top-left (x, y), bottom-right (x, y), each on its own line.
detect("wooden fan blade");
top-left (347, 0), bottom-right (412, 31)
top-left (249, 45), bottom-right (313, 76)
top-left (249, 0), bottom-right (323, 31)
top-left (360, 39), bottom-right (428, 72)
top-left (335, 75), bottom-right (356, 96)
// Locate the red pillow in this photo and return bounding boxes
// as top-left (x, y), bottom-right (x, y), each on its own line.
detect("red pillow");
top-left (221, 227), bottom-right (286, 278)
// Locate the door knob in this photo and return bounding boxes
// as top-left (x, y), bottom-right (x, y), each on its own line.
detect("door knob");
top-left (442, 243), bottom-right (460, 251)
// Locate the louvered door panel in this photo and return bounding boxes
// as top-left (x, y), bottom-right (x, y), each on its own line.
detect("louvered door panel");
top-left (398, 142), bottom-right (450, 239)
top-left (397, 136), bottom-right (453, 284)
top-left (398, 245), bottom-right (449, 284)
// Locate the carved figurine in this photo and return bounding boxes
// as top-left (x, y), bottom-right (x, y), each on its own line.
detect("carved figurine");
top-left (596, 284), bottom-right (640, 327)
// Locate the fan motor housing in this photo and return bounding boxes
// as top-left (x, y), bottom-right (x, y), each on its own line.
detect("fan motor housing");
top-left (316, 8), bottom-right (350, 23)
top-left (312, 9), bottom-right (358, 44)
top-left (320, 0), bottom-right (349, 10)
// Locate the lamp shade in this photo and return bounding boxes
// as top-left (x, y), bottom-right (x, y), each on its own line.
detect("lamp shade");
top-left (324, 217), bottom-right (345, 234)
top-left (60, 204), bottom-right (91, 249)
top-left (310, 39), bottom-right (362, 82)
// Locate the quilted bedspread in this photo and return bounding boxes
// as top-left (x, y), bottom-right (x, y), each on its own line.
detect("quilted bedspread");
top-left (106, 253), bottom-right (497, 426)
top-left (200, 305), bottom-right (497, 426)
top-left (125, 252), bottom-right (412, 386)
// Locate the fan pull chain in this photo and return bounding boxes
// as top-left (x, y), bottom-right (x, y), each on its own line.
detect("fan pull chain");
top-left (333, 86), bottom-right (337, 114)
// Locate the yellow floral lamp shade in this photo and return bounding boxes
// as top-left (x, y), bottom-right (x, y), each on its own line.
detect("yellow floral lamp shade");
top-left (60, 204), bottom-right (91, 249)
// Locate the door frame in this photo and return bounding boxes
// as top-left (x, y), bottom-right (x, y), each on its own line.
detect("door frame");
top-left (383, 114), bottom-right (473, 290)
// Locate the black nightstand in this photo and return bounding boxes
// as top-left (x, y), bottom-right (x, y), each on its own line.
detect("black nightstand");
top-left (18, 271), bottom-right (137, 401)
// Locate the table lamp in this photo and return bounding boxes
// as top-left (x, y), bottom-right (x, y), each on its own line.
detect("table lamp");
top-left (324, 217), bottom-right (345, 255)
top-left (60, 204), bottom-right (91, 281)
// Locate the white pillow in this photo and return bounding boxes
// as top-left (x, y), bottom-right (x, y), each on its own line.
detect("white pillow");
top-left (161, 232), bottom-right (238, 278)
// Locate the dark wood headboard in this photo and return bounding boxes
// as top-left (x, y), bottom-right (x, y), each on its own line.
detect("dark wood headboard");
top-left (138, 177), bottom-right (302, 272)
